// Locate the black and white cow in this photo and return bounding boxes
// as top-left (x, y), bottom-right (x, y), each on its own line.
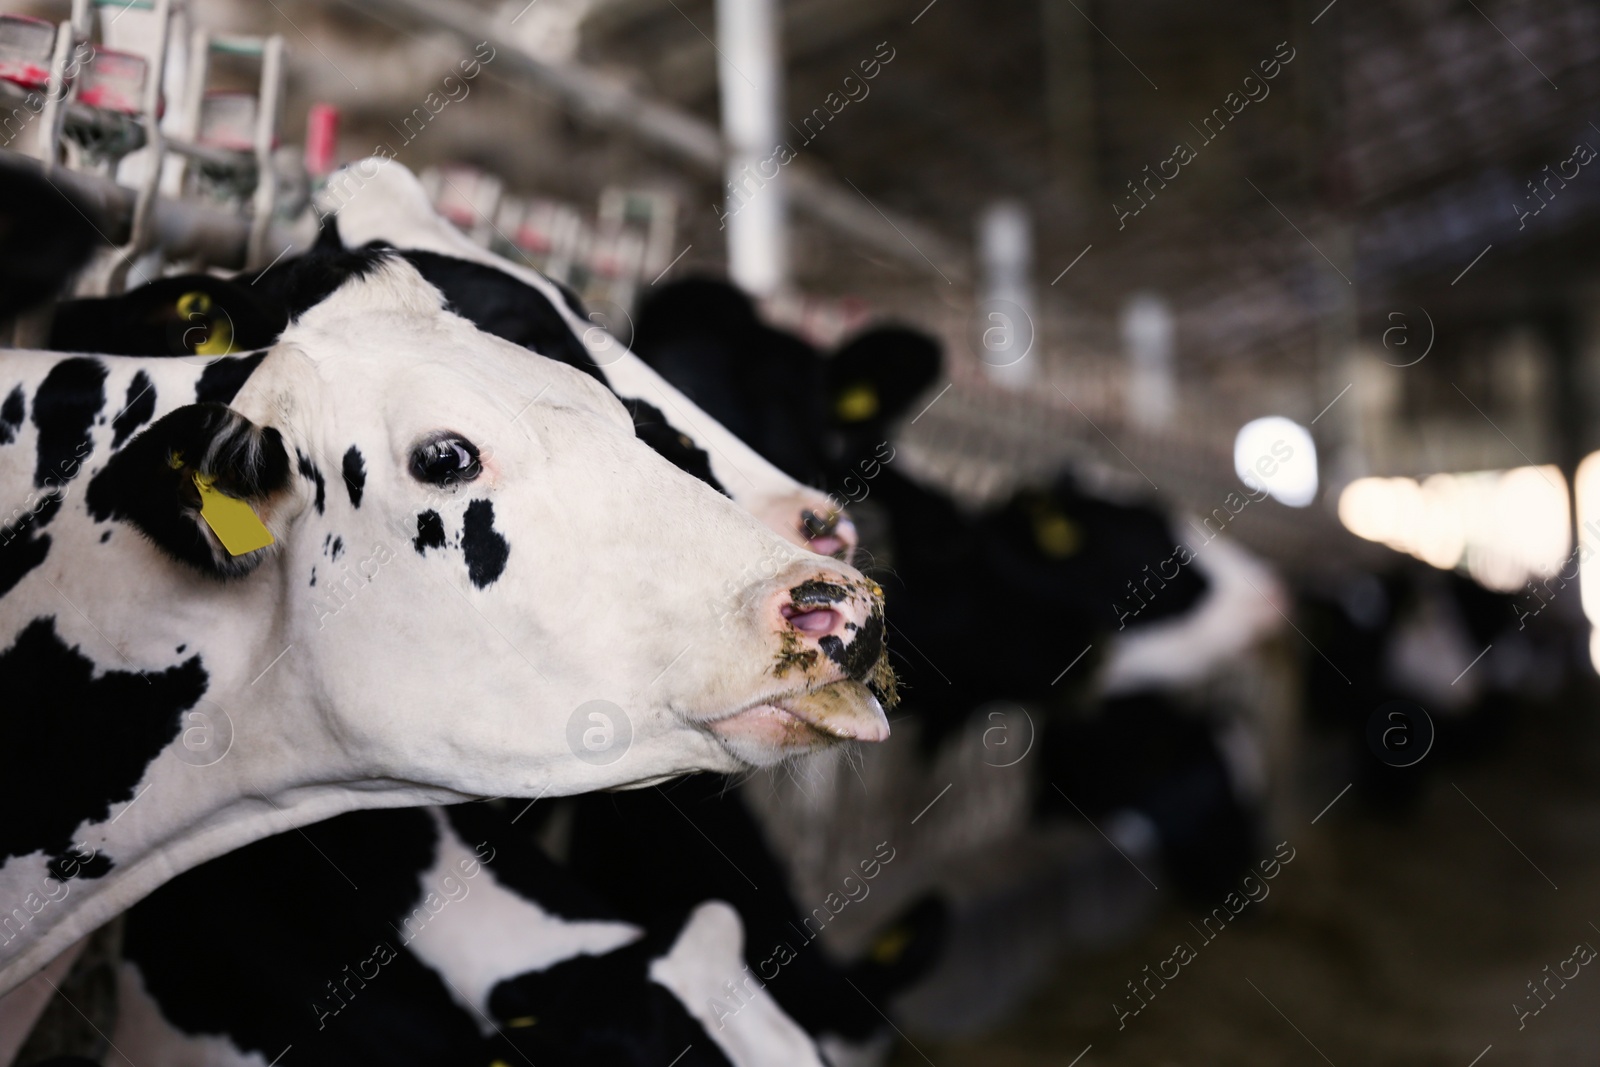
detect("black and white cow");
top-left (106, 802), bottom-right (868, 1067)
top-left (632, 280), bottom-right (1278, 731)
top-left (15, 247), bottom-right (934, 1062)
top-left (0, 253), bottom-right (894, 1006)
top-left (629, 278), bottom-right (1273, 901)
top-left (1298, 559), bottom-right (1567, 812)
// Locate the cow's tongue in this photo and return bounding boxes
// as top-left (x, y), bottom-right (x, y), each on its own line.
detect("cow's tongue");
top-left (779, 680), bottom-right (889, 742)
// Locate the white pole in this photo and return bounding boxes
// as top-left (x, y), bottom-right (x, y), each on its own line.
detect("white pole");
top-left (977, 200), bottom-right (1037, 388)
top-left (1122, 291), bottom-right (1175, 430)
top-left (715, 0), bottom-right (786, 296)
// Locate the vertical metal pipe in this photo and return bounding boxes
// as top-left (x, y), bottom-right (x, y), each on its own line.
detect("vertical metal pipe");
top-left (715, 0), bottom-right (786, 296)
top-left (108, 0), bottom-right (171, 292)
top-left (247, 34), bottom-right (285, 268)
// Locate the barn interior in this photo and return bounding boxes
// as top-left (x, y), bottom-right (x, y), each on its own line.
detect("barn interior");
top-left (4, 0), bottom-right (1600, 1063)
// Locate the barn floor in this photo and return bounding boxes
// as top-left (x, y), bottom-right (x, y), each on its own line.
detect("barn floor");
top-left (892, 679), bottom-right (1600, 1066)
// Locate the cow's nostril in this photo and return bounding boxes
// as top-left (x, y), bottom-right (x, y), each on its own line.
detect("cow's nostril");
top-left (781, 603), bottom-right (840, 635)
top-left (801, 509), bottom-right (838, 539)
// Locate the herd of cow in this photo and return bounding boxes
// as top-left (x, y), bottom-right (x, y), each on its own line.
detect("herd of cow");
top-left (0, 155), bottom-right (1570, 1066)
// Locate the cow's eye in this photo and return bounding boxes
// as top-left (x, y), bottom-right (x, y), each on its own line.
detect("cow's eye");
top-left (410, 433), bottom-right (482, 486)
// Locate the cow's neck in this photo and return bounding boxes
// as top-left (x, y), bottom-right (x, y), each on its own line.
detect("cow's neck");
top-left (0, 620), bottom-right (460, 994)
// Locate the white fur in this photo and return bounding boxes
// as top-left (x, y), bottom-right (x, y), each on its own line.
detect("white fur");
top-left (650, 901), bottom-right (830, 1067)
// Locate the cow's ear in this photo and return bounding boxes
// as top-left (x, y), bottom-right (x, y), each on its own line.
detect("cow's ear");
top-left (826, 327), bottom-right (943, 426)
top-left (86, 402), bottom-right (293, 578)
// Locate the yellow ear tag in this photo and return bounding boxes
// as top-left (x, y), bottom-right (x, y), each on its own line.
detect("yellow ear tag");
top-left (870, 926), bottom-right (911, 965)
top-left (175, 291), bottom-right (210, 319)
top-left (835, 383), bottom-right (879, 422)
top-left (193, 317), bottom-right (234, 356)
top-left (1034, 511), bottom-right (1081, 558)
top-left (193, 472), bottom-right (275, 556)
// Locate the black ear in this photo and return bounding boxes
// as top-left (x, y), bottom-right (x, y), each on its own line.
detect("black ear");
top-left (826, 326), bottom-right (943, 426)
top-left (86, 402), bottom-right (292, 578)
top-left (48, 275), bottom-right (286, 357)
top-left (243, 241), bottom-right (393, 324)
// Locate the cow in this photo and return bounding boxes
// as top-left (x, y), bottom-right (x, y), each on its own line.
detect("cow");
top-left (630, 280), bottom-right (1278, 731)
top-left (0, 251), bottom-right (894, 1005)
top-left (15, 227), bottom-right (922, 1062)
top-left (101, 802), bottom-right (896, 1067)
top-left (1298, 560), bottom-right (1566, 812)
top-left (628, 278), bottom-right (1271, 910)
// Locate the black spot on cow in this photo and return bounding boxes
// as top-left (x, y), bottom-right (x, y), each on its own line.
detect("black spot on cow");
top-left (622, 398), bottom-right (727, 496)
top-left (48, 849), bottom-right (111, 881)
top-left (0, 492), bottom-right (62, 598)
top-left (341, 446), bottom-right (366, 508)
top-left (31, 357), bottom-right (105, 488)
top-left (486, 913), bottom-right (736, 1067)
top-left (461, 500), bottom-right (510, 589)
top-left (818, 610), bottom-right (885, 683)
top-left (297, 451), bottom-right (326, 514)
top-left (309, 567), bottom-right (317, 587)
top-left (246, 245), bottom-right (394, 324)
top-left (194, 351), bottom-right (268, 406)
top-left (413, 510), bottom-right (446, 555)
top-left (122, 807), bottom-right (486, 1065)
top-left (443, 805), bottom-right (617, 923)
top-left (0, 616), bottom-right (207, 874)
top-left (0, 384), bottom-right (25, 444)
top-left (331, 537), bottom-right (344, 561)
top-left (111, 371), bottom-right (156, 450)
top-left (99, 530), bottom-right (110, 543)
top-left (176, 644), bottom-right (186, 653)
top-left (396, 250), bottom-right (606, 387)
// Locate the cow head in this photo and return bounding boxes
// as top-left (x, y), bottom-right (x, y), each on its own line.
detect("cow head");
top-left (91, 256), bottom-right (893, 783)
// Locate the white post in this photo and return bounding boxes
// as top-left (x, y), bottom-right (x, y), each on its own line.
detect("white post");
top-left (1121, 291), bottom-right (1175, 430)
top-left (715, 0), bottom-right (786, 296)
top-left (976, 200), bottom-right (1037, 388)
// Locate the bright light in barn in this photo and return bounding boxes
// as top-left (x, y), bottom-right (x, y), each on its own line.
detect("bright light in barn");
top-left (1573, 451), bottom-right (1600, 671)
top-left (1233, 416), bottom-right (1318, 507)
top-left (1338, 466), bottom-right (1570, 592)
